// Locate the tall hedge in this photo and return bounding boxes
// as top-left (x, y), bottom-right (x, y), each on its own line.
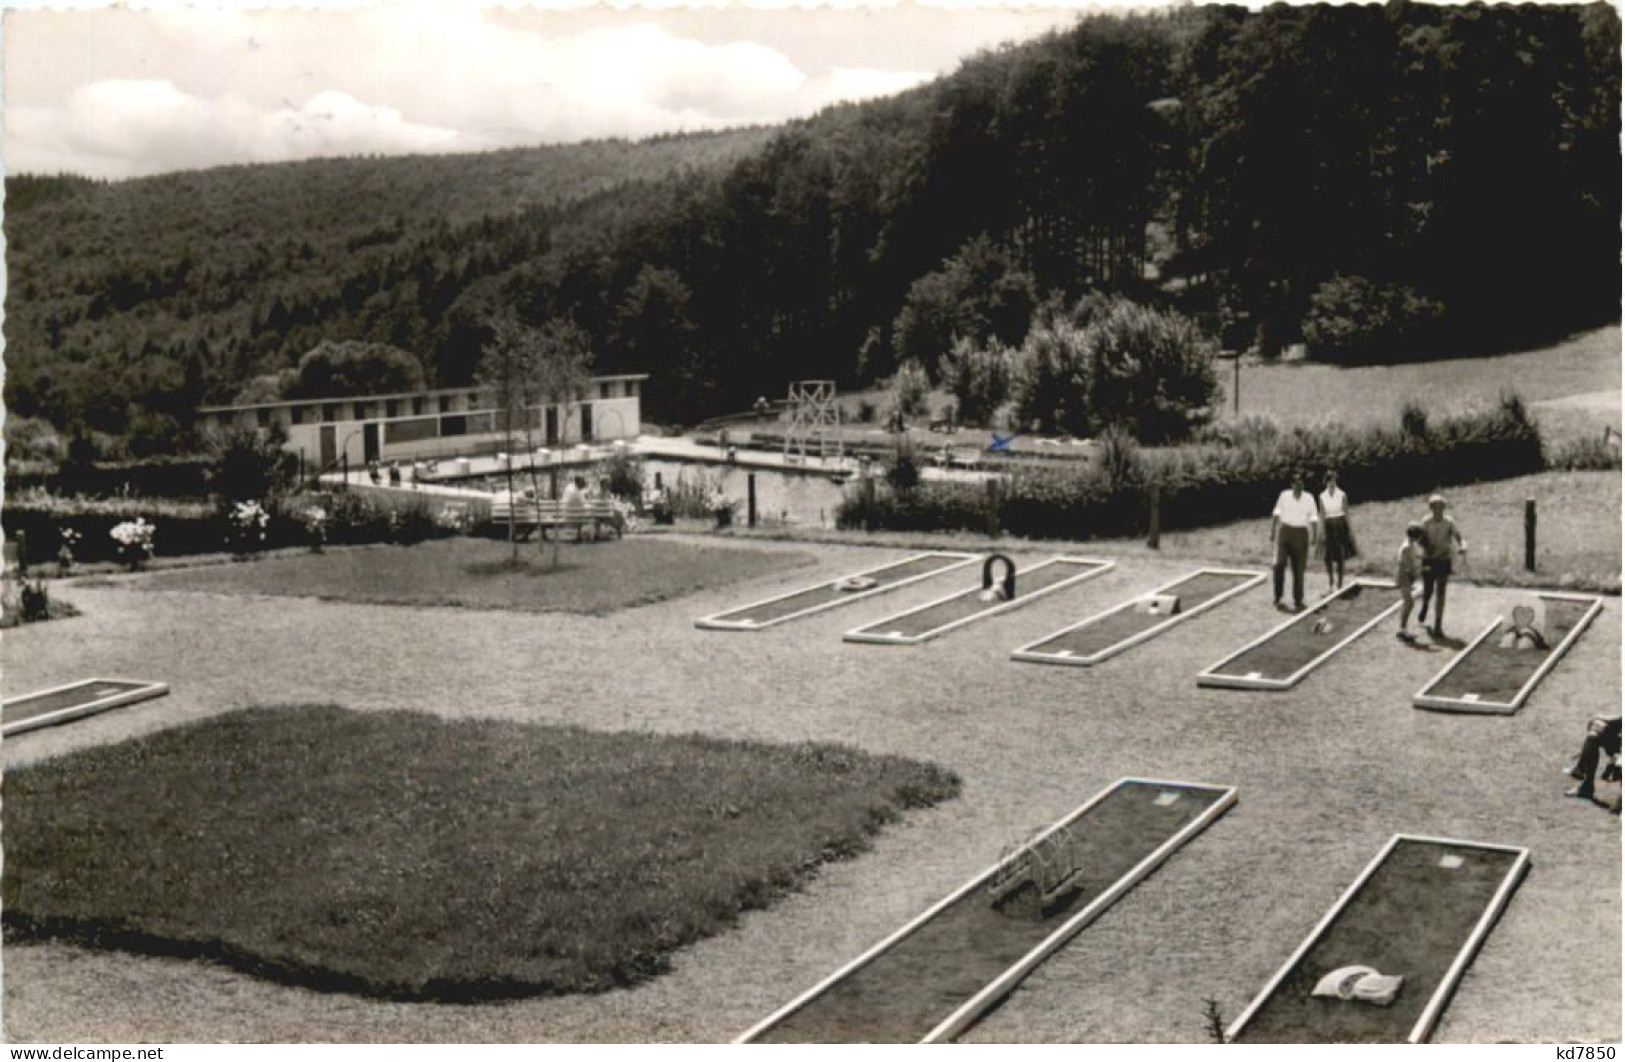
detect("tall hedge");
top-left (839, 395), bottom-right (1543, 539)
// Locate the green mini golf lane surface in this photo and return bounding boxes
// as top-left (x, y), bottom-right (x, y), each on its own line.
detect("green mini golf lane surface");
top-left (848, 560), bottom-right (1106, 641)
top-left (1026, 572), bottom-right (1255, 660)
top-left (1234, 839), bottom-right (1522, 1044)
top-left (1425, 598), bottom-right (1596, 702)
top-left (709, 554), bottom-right (970, 625)
top-left (756, 781), bottom-right (1225, 1043)
top-left (3, 681), bottom-right (149, 726)
top-left (1210, 584), bottom-right (1401, 681)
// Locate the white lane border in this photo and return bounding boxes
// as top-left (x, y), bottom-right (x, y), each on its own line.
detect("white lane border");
top-left (842, 556), bottom-right (1114, 645)
top-left (1196, 578), bottom-right (1406, 691)
top-left (1413, 592), bottom-right (1604, 714)
top-left (1226, 833), bottom-right (1530, 1045)
top-left (695, 551), bottom-right (979, 631)
top-left (3, 677), bottom-right (171, 738)
top-left (1011, 567), bottom-right (1265, 668)
top-left (735, 777), bottom-right (1237, 1044)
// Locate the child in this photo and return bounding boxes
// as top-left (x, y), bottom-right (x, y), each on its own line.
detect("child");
top-left (1395, 522), bottom-right (1425, 641)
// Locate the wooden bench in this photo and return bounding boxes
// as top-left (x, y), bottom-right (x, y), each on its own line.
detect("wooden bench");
top-left (490, 497), bottom-right (625, 541)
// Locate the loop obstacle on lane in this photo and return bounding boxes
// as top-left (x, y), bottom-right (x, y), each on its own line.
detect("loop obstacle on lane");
top-left (3, 678), bottom-right (170, 737)
top-left (1012, 567), bottom-right (1264, 668)
top-left (1227, 834), bottom-right (1530, 1044)
top-left (737, 778), bottom-right (1236, 1044)
top-left (695, 551), bottom-right (978, 630)
top-left (1197, 579), bottom-right (1404, 691)
top-left (1413, 592), bottom-right (1603, 714)
top-left (843, 556), bottom-right (1113, 645)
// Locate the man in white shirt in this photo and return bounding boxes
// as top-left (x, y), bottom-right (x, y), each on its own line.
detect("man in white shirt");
top-left (1270, 471), bottom-right (1321, 611)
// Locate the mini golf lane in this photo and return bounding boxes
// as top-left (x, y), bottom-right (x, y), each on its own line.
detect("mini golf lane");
top-left (1012, 568), bottom-right (1264, 667)
top-left (1228, 835), bottom-right (1529, 1044)
top-left (843, 557), bottom-right (1113, 645)
top-left (1197, 580), bottom-right (1404, 690)
top-left (1414, 593), bottom-right (1603, 714)
top-left (2, 678), bottom-right (170, 737)
top-left (739, 779), bottom-right (1236, 1044)
top-left (695, 551), bottom-right (978, 630)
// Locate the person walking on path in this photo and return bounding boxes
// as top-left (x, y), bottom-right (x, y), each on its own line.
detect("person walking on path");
top-left (1395, 522), bottom-right (1425, 641)
top-left (1319, 469), bottom-right (1356, 593)
top-left (1270, 471), bottom-right (1320, 611)
top-left (1417, 493), bottom-right (1467, 639)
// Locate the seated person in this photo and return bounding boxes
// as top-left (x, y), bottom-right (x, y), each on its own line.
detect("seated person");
top-left (1566, 715), bottom-right (1622, 805)
top-left (1498, 604), bottom-right (1549, 650)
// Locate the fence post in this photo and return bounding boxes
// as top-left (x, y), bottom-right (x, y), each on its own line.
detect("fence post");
top-left (1524, 498), bottom-right (1537, 572)
top-left (748, 474), bottom-right (758, 528)
top-left (985, 478), bottom-right (1001, 539)
top-left (341, 452), bottom-right (348, 493)
top-left (1147, 484), bottom-right (1161, 550)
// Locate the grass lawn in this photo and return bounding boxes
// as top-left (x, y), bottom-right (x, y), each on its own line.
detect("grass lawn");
top-left (1, 704), bottom-right (960, 1001)
top-left (133, 536), bottom-right (815, 615)
top-left (1122, 471), bottom-right (1621, 593)
top-left (1225, 326), bottom-right (1620, 438)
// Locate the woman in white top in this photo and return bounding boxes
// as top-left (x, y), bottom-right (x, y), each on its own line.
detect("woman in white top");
top-left (1319, 469), bottom-right (1356, 593)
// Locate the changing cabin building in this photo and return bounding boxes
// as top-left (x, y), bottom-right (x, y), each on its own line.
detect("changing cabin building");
top-left (197, 375), bottom-right (648, 471)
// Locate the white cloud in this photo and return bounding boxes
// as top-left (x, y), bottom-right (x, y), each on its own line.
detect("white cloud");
top-left (3, 8), bottom-right (945, 178)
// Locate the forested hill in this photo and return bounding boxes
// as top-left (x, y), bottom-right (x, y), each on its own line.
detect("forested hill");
top-left (6, 2), bottom-right (1620, 457)
top-left (3, 128), bottom-right (776, 451)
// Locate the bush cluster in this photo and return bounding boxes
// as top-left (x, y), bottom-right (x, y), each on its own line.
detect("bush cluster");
top-left (1301, 275), bottom-right (1446, 364)
top-left (1011, 298), bottom-right (1220, 443)
top-left (2, 490), bottom-right (462, 566)
top-left (839, 395), bottom-right (1544, 540)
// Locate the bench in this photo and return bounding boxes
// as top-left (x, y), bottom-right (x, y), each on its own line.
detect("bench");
top-left (490, 497), bottom-right (625, 541)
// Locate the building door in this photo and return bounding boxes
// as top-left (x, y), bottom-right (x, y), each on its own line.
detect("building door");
top-left (545, 407), bottom-right (559, 445)
top-left (580, 403), bottom-right (594, 442)
top-left (363, 422), bottom-right (380, 463)
top-left (320, 425), bottom-right (336, 467)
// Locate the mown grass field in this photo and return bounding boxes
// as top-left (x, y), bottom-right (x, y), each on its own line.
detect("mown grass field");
top-left (132, 536), bottom-right (814, 615)
top-left (3, 538), bottom-right (1615, 1042)
top-left (1220, 326), bottom-right (1621, 438)
top-left (2, 704), bottom-right (958, 1001)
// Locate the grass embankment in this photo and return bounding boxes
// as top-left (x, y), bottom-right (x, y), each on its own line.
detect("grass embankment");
top-left (1, 704), bottom-right (961, 1001)
top-left (1135, 471), bottom-right (1620, 593)
top-left (1228, 326), bottom-right (1620, 439)
top-left (136, 536), bottom-right (815, 615)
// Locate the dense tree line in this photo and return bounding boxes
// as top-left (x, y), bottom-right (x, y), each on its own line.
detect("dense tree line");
top-left (5, 2), bottom-right (1617, 455)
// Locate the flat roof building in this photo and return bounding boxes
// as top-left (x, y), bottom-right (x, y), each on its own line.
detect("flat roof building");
top-left (199, 375), bottom-right (648, 471)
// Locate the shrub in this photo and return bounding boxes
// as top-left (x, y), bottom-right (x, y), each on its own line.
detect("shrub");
top-left (226, 500), bottom-right (272, 556)
top-left (110, 518), bottom-right (157, 570)
top-left (1302, 275), bottom-right (1445, 363)
top-left (206, 424), bottom-right (297, 504)
top-left (889, 359), bottom-right (932, 422)
top-left (598, 449), bottom-right (645, 502)
top-left (855, 399), bottom-right (878, 424)
top-left (940, 338), bottom-right (1015, 426)
top-left (1012, 299), bottom-right (1219, 443)
top-left (1011, 319), bottom-right (1093, 437)
top-left (884, 440), bottom-right (924, 494)
top-left (1194, 414), bottom-right (1283, 448)
top-left (19, 577), bottom-right (51, 623)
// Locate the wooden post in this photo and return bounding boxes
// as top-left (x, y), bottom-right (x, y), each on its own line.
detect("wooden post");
top-left (1524, 498), bottom-right (1537, 572)
top-left (985, 478), bottom-right (1001, 539)
top-left (747, 474), bottom-right (758, 528)
top-left (1147, 484), bottom-right (1161, 550)
top-left (341, 452), bottom-right (348, 492)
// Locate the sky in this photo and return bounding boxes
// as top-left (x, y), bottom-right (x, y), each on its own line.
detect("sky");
top-left (1, 2), bottom-right (1104, 180)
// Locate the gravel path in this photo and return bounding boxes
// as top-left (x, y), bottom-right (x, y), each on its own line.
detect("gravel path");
top-left (4, 538), bottom-right (1618, 1043)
